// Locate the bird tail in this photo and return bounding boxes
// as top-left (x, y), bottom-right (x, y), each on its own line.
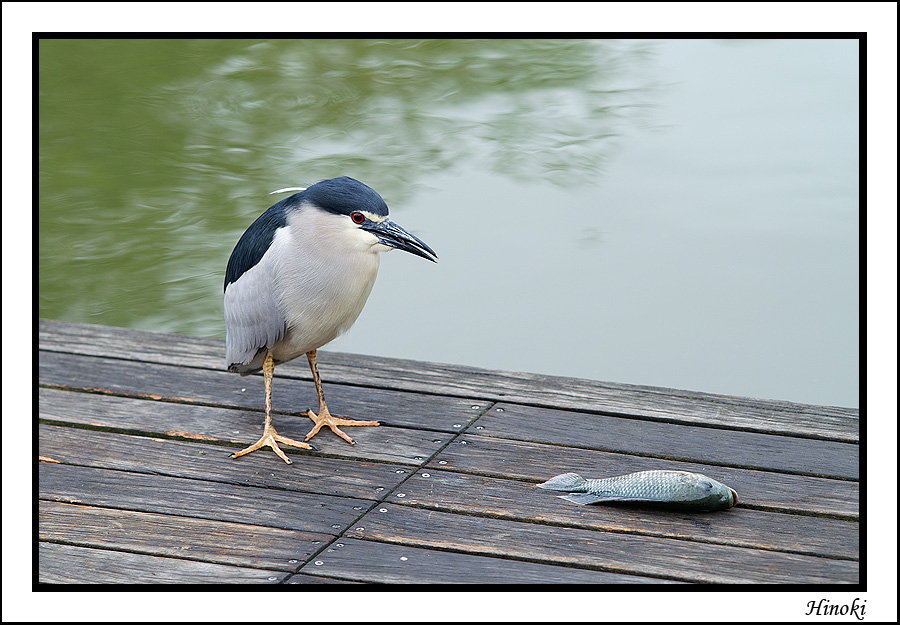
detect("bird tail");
top-left (536, 472), bottom-right (587, 492)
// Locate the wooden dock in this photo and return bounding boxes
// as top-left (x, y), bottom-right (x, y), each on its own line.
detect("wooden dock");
top-left (38, 319), bottom-right (859, 584)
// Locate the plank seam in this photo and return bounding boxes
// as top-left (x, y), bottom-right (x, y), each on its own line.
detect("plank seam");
top-left (38, 373), bottom-right (858, 444)
top-left (283, 402), bottom-right (498, 582)
top-left (382, 499), bottom-right (859, 561)
top-left (37, 538), bottom-right (293, 577)
top-left (338, 535), bottom-right (695, 583)
top-left (450, 433), bottom-right (859, 481)
top-left (39, 324), bottom-right (861, 417)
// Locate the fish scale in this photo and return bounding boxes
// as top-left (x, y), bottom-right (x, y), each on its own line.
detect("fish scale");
top-left (537, 469), bottom-right (738, 511)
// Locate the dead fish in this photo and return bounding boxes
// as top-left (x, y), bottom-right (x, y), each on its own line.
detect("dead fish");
top-left (537, 470), bottom-right (737, 511)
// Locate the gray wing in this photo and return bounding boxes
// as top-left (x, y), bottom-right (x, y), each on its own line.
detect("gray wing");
top-left (224, 257), bottom-right (285, 374)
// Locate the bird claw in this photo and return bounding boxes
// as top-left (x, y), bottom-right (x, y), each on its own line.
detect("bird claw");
top-left (232, 425), bottom-right (315, 464)
top-left (303, 408), bottom-right (380, 445)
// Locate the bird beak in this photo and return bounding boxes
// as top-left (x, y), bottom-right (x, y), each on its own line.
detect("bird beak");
top-left (365, 219), bottom-right (438, 262)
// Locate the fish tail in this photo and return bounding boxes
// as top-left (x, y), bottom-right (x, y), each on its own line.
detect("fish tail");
top-left (537, 472), bottom-right (587, 492)
top-left (560, 493), bottom-right (606, 505)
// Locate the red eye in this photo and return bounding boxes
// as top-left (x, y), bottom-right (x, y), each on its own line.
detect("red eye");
top-left (350, 212), bottom-right (365, 224)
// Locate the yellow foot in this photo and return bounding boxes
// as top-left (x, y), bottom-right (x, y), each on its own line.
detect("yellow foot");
top-left (304, 407), bottom-right (380, 445)
top-left (232, 425), bottom-right (315, 464)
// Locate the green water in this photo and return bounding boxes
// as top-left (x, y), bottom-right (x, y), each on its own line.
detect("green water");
top-left (37, 38), bottom-right (859, 406)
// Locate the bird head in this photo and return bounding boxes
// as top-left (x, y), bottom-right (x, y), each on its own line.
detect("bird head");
top-left (276, 177), bottom-right (438, 263)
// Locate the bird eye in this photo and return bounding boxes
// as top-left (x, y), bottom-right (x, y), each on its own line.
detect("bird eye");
top-left (350, 212), bottom-right (365, 224)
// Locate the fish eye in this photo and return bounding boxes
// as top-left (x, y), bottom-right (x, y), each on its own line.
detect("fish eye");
top-left (350, 212), bottom-right (365, 224)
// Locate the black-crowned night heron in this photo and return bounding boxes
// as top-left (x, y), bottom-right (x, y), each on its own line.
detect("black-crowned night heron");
top-left (224, 176), bottom-right (438, 464)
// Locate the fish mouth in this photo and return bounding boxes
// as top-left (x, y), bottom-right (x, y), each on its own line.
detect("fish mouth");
top-left (729, 489), bottom-right (738, 507)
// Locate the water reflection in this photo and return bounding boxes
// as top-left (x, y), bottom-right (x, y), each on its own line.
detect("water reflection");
top-left (39, 39), bottom-right (660, 337)
top-left (176, 39), bottom-right (660, 196)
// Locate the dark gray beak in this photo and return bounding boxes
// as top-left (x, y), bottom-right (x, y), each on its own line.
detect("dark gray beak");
top-left (365, 218), bottom-right (438, 262)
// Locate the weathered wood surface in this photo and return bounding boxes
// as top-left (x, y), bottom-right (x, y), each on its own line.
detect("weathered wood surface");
top-left (428, 435), bottom-right (859, 520)
top-left (346, 504), bottom-right (857, 584)
top-left (298, 538), bottom-right (676, 584)
top-left (39, 319), bottom-right (858, 440)
top-left (39, 542), bottom-right (288, 584)
top-left (40, 499), bottom-right (327, 571)
top-left (38, 319), bottom-right (859, 584)
top-left (383, 470), bottom-right (859, 560)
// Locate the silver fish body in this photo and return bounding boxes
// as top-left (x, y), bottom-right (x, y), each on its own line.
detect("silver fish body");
top-left (537, 470), bottom-right (737, 511)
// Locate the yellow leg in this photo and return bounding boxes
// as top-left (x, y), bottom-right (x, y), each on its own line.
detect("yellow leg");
top-left (303, 349), bottom-right (380, 445)
top-left (232, 352), bottom-right (314, 464)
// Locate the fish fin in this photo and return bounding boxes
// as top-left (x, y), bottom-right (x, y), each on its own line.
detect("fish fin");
top-left (537, 472), bottom-right (585, 492)
top-left (560, 493), bottom-right (607, 505)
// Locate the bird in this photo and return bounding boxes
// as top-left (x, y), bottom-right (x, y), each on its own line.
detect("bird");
top-left (224, 176), bottom-right (438, 464)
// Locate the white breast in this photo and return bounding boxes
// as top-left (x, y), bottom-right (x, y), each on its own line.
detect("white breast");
top-left (268, 206), bottom-right (382, 362)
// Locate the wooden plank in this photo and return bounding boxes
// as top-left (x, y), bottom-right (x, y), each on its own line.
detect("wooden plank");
top-left (38, 318), bottom-right (217, 365)
top-left (349, 504), bottom-right (858, 584)
top-left (39, 319), bottom-right (859, 440)
top-left (39, 463), bottom-right (374, 533)
top-left (427, 435), bottom-right (858, 519)
top-left (387, 469), bottom-right (858, 560)
top-left (40, 500), bottom-right (325, 571)
top-left (39, 542), bottom-right (287, 584)
top-left (470, 403), bottom-right (858, 479)
top-left (39, 424), bottom-right (411, 501)
top-left (39, 387), bottom-right (457, 466)
top-left (39, 349), bottom-right (483, 433)
top-left (36, 320), bottom-right (860, 587)
top-left (298, 538), bottom-right (674, 584)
